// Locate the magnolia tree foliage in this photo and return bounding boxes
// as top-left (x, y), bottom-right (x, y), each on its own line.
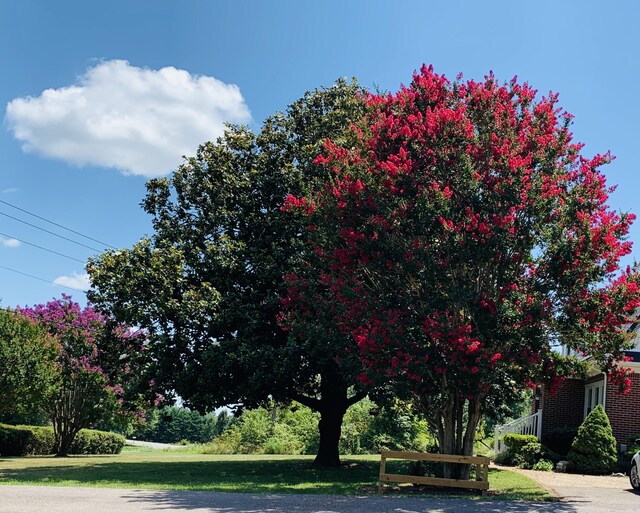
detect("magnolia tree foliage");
top-left (0, 309), bottom-right (59, 419)
top-left (19, 296), bottom-right (152, 455)
top-left (88, 80), bottom-right (370, 466)
top-left (281, 66), bottom-right (640, 477)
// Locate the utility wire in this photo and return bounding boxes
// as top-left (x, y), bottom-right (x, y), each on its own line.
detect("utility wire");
top-left (0, 211), bottom-right (103, 253)
top-left (0, 198), bottom-right (116, 249)
top-left (0, 231), bottom-right (86, 264)
top-left (0, 264), bottom-right (86, 292)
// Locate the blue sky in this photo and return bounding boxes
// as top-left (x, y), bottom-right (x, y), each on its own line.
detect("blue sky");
top-left (1, 0), bottom-right (639, 308)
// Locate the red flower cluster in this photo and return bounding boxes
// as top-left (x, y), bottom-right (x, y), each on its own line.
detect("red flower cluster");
top-left (280, 64), bottom-right (639, 408)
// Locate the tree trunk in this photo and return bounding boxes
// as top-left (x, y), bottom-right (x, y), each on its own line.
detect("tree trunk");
top-left (52, 404), bottom-right (76, 456)
top-left (51, 384), bottom-right (86, 456)
top-left (314, 404), bottom-right (346, 467)
top-left (313, 363), bottom-right (349, 467)
top-left (292, 363), bottom-right (366, 467)
top-left (55, 426), bottom-right (79, 457)
top-left (433, 396), bottom-right (483, 480)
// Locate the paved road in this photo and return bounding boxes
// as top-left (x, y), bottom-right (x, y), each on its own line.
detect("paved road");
top-left (531, 477), bottom-right (640, 513)
top-left (509, 467), bottom-right (640, 512)
top-left (0, 485), bottom-right (638, 513)
top-left (125, 439), bottom-right (183, 450)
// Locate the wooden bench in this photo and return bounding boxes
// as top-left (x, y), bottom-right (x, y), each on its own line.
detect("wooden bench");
top-left (378, 450), bottom-right (490, 495)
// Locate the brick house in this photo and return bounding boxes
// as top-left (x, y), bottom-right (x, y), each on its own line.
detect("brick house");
top-left (536, 326), bottom-right (640, 450)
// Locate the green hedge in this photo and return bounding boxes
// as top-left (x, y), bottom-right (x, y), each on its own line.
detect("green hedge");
top-left (541, 426), bottom-right (578, 457)
top-left (494, 434), bottom-right (540, 466)
top-left (0, 424), bottom-right (54, 456)
top-left (0, 424), bottom-right (125, 456)
top-left (503, 434), bottom-right (539, 454)
top-left (69, 429), bottom-right (125, 455)
top-left (623, 433), bottom-right (640, 461)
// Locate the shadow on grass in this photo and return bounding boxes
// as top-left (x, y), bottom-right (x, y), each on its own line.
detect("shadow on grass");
top-left (0, 458), bottom-right (379, 495)
top-left (0, 458), bottom-right (556, 504)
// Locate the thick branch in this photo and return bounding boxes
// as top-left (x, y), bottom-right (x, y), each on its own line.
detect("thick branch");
top-left (346, 390), bottom-right (367, 407)
top-left (289, 392), bottom-right (321, 411)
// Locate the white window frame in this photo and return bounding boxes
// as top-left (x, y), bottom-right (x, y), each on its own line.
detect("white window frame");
top-left (584, 376), bottom-right (606, 418)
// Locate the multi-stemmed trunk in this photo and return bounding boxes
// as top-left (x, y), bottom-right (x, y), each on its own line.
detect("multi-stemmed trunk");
top-left (49, 380), bottom-right (92, 456)
top-left (418, 394), bottom-right (483, 480)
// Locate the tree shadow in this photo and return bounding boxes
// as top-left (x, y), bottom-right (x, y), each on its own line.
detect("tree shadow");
top-left (0, 458), bottom-right (378, 495)
top-left (121, 489), bottom-right (581, 513)
top-left (1, 458), bottom-right (581, 511)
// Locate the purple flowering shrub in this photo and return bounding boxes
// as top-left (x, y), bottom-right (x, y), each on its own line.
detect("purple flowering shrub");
top-left (20, 295), bottom-right (154, 455)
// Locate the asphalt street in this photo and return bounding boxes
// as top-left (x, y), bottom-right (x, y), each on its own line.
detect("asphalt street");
top-left (0, 486), bottom-right (638, 513)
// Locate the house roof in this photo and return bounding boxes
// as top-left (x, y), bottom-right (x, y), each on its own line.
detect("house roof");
top-left (626, 319), bottom-right (640, 351)
top-left (624, 350), bottom-right (640, 363)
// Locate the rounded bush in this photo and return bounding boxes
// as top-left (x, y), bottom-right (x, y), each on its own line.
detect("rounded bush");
top-left (70, 429), bottom-right (125, 454)
top-left (503, 434), bottom-right (539, 454)
top-left (515, 441), bottom-right (544, 469)
top-left (532, 459), bottom-right (554, 472)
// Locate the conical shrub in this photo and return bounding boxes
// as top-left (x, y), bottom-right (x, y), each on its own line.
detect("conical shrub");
top-left (567, 404), bottom-right (617, 474)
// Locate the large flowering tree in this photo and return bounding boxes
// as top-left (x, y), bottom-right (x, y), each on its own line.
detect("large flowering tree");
top-left (281, 66), bottom-right (640, 477)
top-left (20, 296), bottom-right (152, 455)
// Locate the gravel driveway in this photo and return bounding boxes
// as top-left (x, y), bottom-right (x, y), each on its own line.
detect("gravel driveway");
top-left (125, 440), bottom-right (183, 450)
top-left (507, 467), bottom-right (640, 512)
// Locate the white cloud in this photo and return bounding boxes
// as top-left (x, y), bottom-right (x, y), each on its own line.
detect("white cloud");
top-left (1, 238), bottom-right (20, 248)
top-left (5, 60), bottom-right (251, 177)
top-left (53, 272), bottom-right (90, 290)
top-left (2, 187), bottom-right (18, 194)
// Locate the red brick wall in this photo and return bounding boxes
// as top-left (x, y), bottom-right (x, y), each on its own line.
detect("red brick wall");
top-left (539, 378), bottom-right (585, 432)
top-left (605, 373), bottom-right (640, 445)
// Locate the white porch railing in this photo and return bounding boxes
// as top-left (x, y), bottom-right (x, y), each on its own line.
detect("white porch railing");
top-left (494, 409), bottom-right (542, 454)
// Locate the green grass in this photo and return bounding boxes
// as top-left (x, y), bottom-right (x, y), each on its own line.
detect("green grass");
top-left (0, 450), bottom-right (554, 500)
top-left (473, 437), bottom-right (496, 458)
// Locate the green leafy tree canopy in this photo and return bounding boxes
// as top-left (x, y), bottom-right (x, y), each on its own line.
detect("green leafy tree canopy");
top-left (88, 79), bottom-right (370, 466)
top-left (0, 309), bottom-right (59, 420)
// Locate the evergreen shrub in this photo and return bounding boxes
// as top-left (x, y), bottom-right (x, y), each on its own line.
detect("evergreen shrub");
top-left (567, 405), bottom-right (617, 474)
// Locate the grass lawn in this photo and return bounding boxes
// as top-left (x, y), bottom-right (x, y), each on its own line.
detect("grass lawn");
top-left (0, 448), bottom-right (554, 500)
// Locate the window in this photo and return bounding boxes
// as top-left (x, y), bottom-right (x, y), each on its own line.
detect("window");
top-left (584, 379), bottom-right (605, 418)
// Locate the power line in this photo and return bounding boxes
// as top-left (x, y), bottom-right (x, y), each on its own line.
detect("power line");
top-left (0, 231), bottom-right (86, 264)
top-left (0, 211), bottom-right (103, 253)
top-left (0, 198), bottom-right (116, 249)
top-left (0, 264), bottom-right (86, 293)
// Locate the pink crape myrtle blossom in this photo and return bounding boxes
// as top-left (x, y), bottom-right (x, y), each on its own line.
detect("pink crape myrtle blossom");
top-left (20, 295), bottom-right (154, 455)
